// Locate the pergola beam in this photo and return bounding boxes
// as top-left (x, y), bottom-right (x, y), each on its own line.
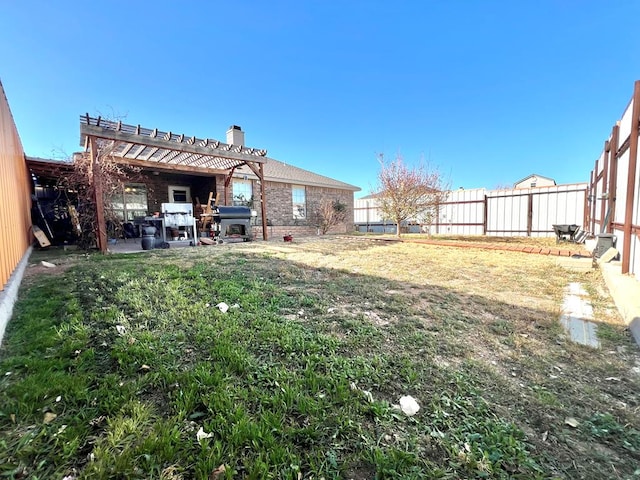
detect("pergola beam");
top-left (81, 116), bottom-right (270, 250)
top-left (112, 157), bottom-right (229, 176)
top-left (81, 124), bottom-right (266, 165)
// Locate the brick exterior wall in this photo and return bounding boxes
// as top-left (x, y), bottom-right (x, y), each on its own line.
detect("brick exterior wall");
top-left (259, 181), bottom-right (354, 232)
top-left (141, 172), bottom-right (220, 211)
top-left (133, 172), bottom-right (355, 235)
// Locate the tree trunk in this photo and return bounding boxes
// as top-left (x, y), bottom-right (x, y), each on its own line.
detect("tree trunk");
top-left (396, 219), bottom-right (402, 237)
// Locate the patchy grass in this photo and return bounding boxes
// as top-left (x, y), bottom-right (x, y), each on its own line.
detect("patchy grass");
top-left (0, 236), bottom-right (638, 479)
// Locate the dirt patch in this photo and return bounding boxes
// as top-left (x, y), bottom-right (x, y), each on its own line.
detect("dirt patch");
top-left (21, 259), bottom-right (78, 286)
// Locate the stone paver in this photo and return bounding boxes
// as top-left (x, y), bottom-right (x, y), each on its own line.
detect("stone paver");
top-left (360, 237), bottom-right (589, 258)
top-left (560, 282), bottom-right (600, 348)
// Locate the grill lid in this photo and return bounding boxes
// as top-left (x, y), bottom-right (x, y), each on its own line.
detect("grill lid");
top-left (214, 206), bottom-right (252, 220)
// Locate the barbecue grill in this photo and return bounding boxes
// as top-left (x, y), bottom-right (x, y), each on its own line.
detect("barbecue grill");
top-left (161, 203), bottom-right (196, 241)
top-left (210, 205), bottom-right (254, 242)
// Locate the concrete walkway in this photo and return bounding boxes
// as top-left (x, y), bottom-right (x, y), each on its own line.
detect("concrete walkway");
top-left (600, 262), bottom-right (640, 346)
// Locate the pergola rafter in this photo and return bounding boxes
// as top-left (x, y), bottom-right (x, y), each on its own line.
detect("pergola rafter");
top-left (80, 114), bottom-right (269, 252)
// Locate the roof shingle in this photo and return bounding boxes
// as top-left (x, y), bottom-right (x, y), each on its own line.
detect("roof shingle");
top-left (236, 158), bottom-right (360, 192)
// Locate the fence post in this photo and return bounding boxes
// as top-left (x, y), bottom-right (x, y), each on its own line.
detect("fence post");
top-left (607, 125), bottom-right (619, 233)
top-left (591, 159), bottom-right (598, 233)
top-left (600, 141), bottom-right (610, 232)
top-left (622, 80), bottom-right (640, 274)
top-left (483, 195), bottom-right (488, 235)
top-left (583, 182), bottom-right (589, 231)
top-left (527, 193), bottom-right (533, 236)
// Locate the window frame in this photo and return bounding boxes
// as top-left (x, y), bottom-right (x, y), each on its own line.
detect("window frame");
top-left (232, 179), bottom-right (253, 206)
top-left (111, 183), bottom-right (148, 221)
top-left (292, 185), bottom-right (306, 219)
top-left (168, 185), bottom-right (191, 203)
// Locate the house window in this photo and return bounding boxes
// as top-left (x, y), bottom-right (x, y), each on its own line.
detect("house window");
top-left (168, 185), bottom-right (191, 203)
top-left (111, 184), bottom-right (148, 221)
top-left (530, 182), bottom-right (537, 188)
top-left (233, 179), bottom-right (253, 206)
top-left (292, 185), bottom-right (306, 219)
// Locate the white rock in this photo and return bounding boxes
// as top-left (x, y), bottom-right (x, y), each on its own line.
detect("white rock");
top-left (399, 395), bottom-right (420, 416)
top-left (196, 427), bottom-right (214, 441)
top-left (216, 302), bottom-right (229, 313)
top-left (41, 261), bottom-right (56, 268)
top-left (115, 325), bottom-right (126, 335)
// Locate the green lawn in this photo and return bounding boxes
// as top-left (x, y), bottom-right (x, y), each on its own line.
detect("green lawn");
top-left (1, 237), bottom-right (638, 479)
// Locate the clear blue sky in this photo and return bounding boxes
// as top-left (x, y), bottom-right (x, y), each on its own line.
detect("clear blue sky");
top-left (1, 1), bottom-right (639, 196)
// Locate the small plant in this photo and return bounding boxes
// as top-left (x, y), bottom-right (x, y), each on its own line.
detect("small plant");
top-left (310, 198), bottom-right (347, 234)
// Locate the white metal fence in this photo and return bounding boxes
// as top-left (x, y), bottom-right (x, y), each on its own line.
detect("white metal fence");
top-left (586, 80), bottom-right (640, 278)
top-left (354, 183), bottom-right (587, 237)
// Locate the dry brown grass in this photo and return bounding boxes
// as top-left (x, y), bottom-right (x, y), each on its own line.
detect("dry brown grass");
top-left (220, 235), bottom-right (640, 477)
top-left (17, 235), bottom-right (640, 478)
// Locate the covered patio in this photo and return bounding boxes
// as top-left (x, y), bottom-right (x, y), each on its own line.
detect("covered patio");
top-left (80, 115), bottom-right (270, 252)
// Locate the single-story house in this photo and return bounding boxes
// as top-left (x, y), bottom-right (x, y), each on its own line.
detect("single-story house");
top-left (26, 117), bottom-right (360, 249)
top-left (514, 174), bottom-right (556, 189)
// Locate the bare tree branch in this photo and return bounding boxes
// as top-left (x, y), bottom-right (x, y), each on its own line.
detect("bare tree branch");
top-left (309, 198), bottom-right (348, 234)
top-left (374, 154), bottom-right (449, 237)
top-left (58, 139), bottom-right (142, 249)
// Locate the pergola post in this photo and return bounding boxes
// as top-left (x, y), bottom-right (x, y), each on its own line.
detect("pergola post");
top-left (89, 136), bottom-right (108, 253)
top-left (80, 115), bottom-right (269, 245)
top-left (259, 162), bottom-right (268, 240)
top-left (245, 162), bottom-right (268, 240)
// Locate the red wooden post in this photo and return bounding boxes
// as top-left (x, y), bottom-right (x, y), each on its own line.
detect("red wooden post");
top-left (526, 193), bottom-right (533, 236)
top-left (482, 195), bottom-right (488, 235)
top-left (259, 163), bottom-right (268, 240)
top-left (622, 80), bottom-right (640, 274)
top-left (90, 136), bottom-right (108, 253)
top-left (600, 141), bottom-right (610, 232)
top-left (607, 125), bottom-right (619, 233)
top-left (591, 159), bottom-right (598, 234)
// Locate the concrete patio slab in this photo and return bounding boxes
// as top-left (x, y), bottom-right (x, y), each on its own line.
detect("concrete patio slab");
top-left (600, 261), bottom-right (640, 347)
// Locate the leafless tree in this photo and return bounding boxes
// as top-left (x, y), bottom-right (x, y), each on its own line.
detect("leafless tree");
top-left (374, 154), bottom-right (449, 237)
top-left (310, 198), bottom-right (347, 234)
top-left (58, 140), bottom-right (141, 249)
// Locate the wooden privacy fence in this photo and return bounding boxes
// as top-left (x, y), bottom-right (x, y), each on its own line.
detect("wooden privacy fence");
top-left (354, 184), bottom-right (587, 237)
top-left (0, 80), bottom-right (32, 291)
top-left (587, 80), bottom-right (640, 277)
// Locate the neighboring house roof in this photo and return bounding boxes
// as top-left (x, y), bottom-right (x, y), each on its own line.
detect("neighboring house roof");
top-left (235, 158), bottom-right (361, 192)
top-left (358, 193), bottom-right (380, 200)
top-left (26, 156), bottom-right (75, 178)
top-left (514, 173), bottom-right (556, 186)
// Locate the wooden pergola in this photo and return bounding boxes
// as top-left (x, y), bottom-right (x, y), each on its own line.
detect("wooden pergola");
top-left (80, 115), bottom-right (269, 252)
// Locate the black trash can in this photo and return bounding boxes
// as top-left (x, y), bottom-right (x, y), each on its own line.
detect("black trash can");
top-left (141, 225), bottom-right (157, 250)
top-left (593, 234), bottom-right (617, 259)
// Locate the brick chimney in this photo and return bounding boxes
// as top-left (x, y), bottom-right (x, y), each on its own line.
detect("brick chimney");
top-left (226, 125), bottom-right (244, 146)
